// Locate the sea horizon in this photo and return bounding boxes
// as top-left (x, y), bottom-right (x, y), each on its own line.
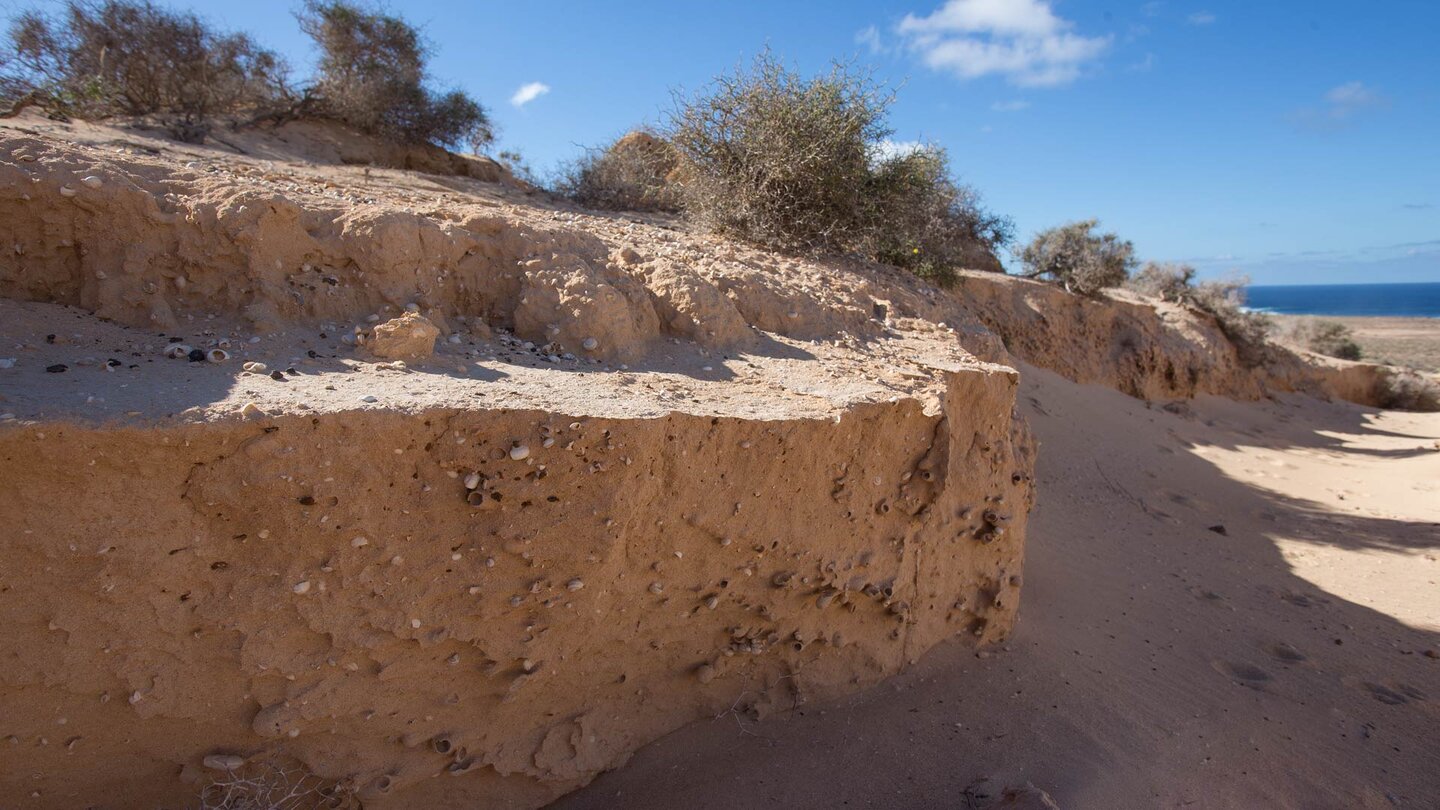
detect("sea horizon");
top-left (1244, 281), bottom-right (1440, 318)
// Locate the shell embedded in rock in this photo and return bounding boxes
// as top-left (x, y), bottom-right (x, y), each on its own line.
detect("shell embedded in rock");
top-left (81, 175), bottom-right (103, 188)
top-left (581, 337), bottom-right (599, 351)
top-left (202, 754), bottom-right (246, 771)
top-left (509, 444), bottom-right (530, 461)
top-left (164, 344), bottom-right (192, 359)
top-left (463, 471), bottom-right (481, 490)
top-left (292, 581), bottom-right (311, 595)
top-left (242, 361), bottom-right (267, 373)
top-left (566, 578), bottom-right (584, 591)
top-left (59, 186), bottom-right (77, 197)
top-left (206, 349), bottom-right (230, 363)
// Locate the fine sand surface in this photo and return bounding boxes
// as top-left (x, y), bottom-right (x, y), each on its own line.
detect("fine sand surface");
top-left (557, 364), bottom-right (1440, 810)
top-left (1279, 315), bottom-right (1440, 373)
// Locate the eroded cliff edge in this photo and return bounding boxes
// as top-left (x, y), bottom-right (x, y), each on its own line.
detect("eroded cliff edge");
top-left (0, 115), bottom-right (1387, 808)
top-left (0, 119), bottom-right (1036, 808)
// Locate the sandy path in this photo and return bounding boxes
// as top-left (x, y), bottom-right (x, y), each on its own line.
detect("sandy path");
top-left (555, 365), bottom-right (1440, 809)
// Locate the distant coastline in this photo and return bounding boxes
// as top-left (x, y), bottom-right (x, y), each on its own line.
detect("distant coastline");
top-left (1244, 282), bottom-right (1440, 318)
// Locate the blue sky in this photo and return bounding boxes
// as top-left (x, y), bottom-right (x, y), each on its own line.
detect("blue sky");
top-left (6, 0), bottom-right (1438, 284)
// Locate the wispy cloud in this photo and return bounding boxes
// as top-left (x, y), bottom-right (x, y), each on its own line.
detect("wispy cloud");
top-left (1401, 202), bottom-right (1434, 211)
top-left (991, 99), bottom-right (1030, 111)
top-left (1186, 11), bottom-right (1216, 25)
top-left (895, 0), bottom-right (1112, 87)
top-left (509, 82), bottom-right (551, 108)
top-left (1127, 52), bottom-right (1157, 72)
top-left (1291, 81), bottom-right (1387, 130)
top-left (856, 24), bottom-right (884, 54)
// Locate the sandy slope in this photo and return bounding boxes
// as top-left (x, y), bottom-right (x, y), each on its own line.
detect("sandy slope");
top-left (556, 365), bottom-right (1440, 809)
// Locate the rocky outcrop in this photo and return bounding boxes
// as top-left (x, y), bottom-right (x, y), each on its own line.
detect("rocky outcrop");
top-left (0, 367), bottom-right (1032, 808)
top-left (0, 120), bottom-right (1035, 809)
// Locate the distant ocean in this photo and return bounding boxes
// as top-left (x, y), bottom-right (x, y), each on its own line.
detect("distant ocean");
top-left (1244, 283), bottom-right (1440, 318)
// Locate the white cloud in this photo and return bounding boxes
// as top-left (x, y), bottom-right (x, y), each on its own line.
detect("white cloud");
top-left (1141, 2), bottom-right (1164, 18)
top-left (1290, 81), bottom-right (1386, 130)
top-left (896, 0), bottom-right (1111, 87)
top-left (1325, 80), bottom-right (1380, 111)
top-left (991, 99), bottom-right (1030, 111)
top-left (856, 25), bottom-right (884, 54)
top-left (509, 82), bottom-right (551, 107)
top-left (1127, 52), bottom-right (1157, 72)
top-left (1186, 11), bottom-right (1216, 25)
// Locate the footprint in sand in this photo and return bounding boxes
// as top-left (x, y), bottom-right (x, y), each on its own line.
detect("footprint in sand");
top-left (1267, 642), bottom-right (1308, 663)
top-left (1213, 659), bottom-right (1272, 687)
top-left (1362, 682), bottom-right (1427, 706)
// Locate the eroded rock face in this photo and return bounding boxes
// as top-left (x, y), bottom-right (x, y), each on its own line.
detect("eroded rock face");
top-left (367, 312), bottom-right (439, 360)
top-left (0, 369), bottom-right (1033, 808)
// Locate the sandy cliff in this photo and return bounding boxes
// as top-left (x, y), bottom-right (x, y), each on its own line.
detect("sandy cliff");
top-left (0, 118), bottom-right (1034, 808)
top-left (0, 115), bottom-right (1409, 808)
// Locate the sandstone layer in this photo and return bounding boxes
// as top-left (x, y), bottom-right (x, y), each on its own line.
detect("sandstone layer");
top-left (0, 117), bottom-right (1032, 808)
top-left (0, 113), bottom-right (1401, 808)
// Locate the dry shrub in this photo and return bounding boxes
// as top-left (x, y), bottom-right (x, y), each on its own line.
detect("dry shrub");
top-left (664, 49), bottom-right (1009, 279)
top-left (1377, 369), bottom-right (1439, 412)
top-left (0, 0), bottom-right (288, 140)
top-left (1019, 219), bottom-right (1136, 296)
top-left (298, 1), bottom-right (491, 152)
top-left (194, 761), bottom-right (344, 810)
top-left (1187, 277), bottom-right (1273, 367)
top-left (867, 144), bottom-right (1013, 282)
top-left (1300, 319), bottom-right (1362, 361)
top-left (557, 130), bottom-right (681, 212)
top-left (1128, 261), bottom-right (1196, 302)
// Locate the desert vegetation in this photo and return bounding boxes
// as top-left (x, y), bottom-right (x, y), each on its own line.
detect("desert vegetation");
top-left (0, 0), bottom-right (489, 150)
top-left (1017, 219), bottom-right (1136, 296)
top-left (296, 1), bottom-right (490, 152)
top-left (0, 0), bottom-right (288, 140)
top-left (560, 51), bottom-right (1012, 284)
top-left (1277, 319), bottom-right (1364, 361)
top-left (555, 130), bottom-right (681, 212)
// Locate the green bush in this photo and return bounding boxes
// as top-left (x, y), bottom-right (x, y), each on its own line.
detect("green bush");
top-left (663, 49), bottom-right (1009, 280)
top-left (1019, 219), bottom-right (1136, 296)
top-left (298, 1), bottom-right (492, 152)
top-left (0, 0), bottom-right (288, 140)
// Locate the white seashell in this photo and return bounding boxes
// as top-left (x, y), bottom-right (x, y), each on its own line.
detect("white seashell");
top-left (203, 754), bottom-right (245, 771)
top-left (581, 337), bottom-right (598, 351)
top-left (463, 471), bottom-right (481, 490)
top-left (59, 186), bottom-right (77, 197)
top-left (206, 349), bottom-right (229, 363)
top-left (509, 445), bottom-right (530, 461)
top-left (81, 175), bottom-right (103, 188)
top-left (292, 581), bottom-right (311, 595)
top-left (351, 536), bottom-right (368, 547)
top-left (164, 344), bottom-right (192, 359)
top-left (566, 579), bottom-right (584, 591)
top-left (242, 361), bottom-right (267, 373)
